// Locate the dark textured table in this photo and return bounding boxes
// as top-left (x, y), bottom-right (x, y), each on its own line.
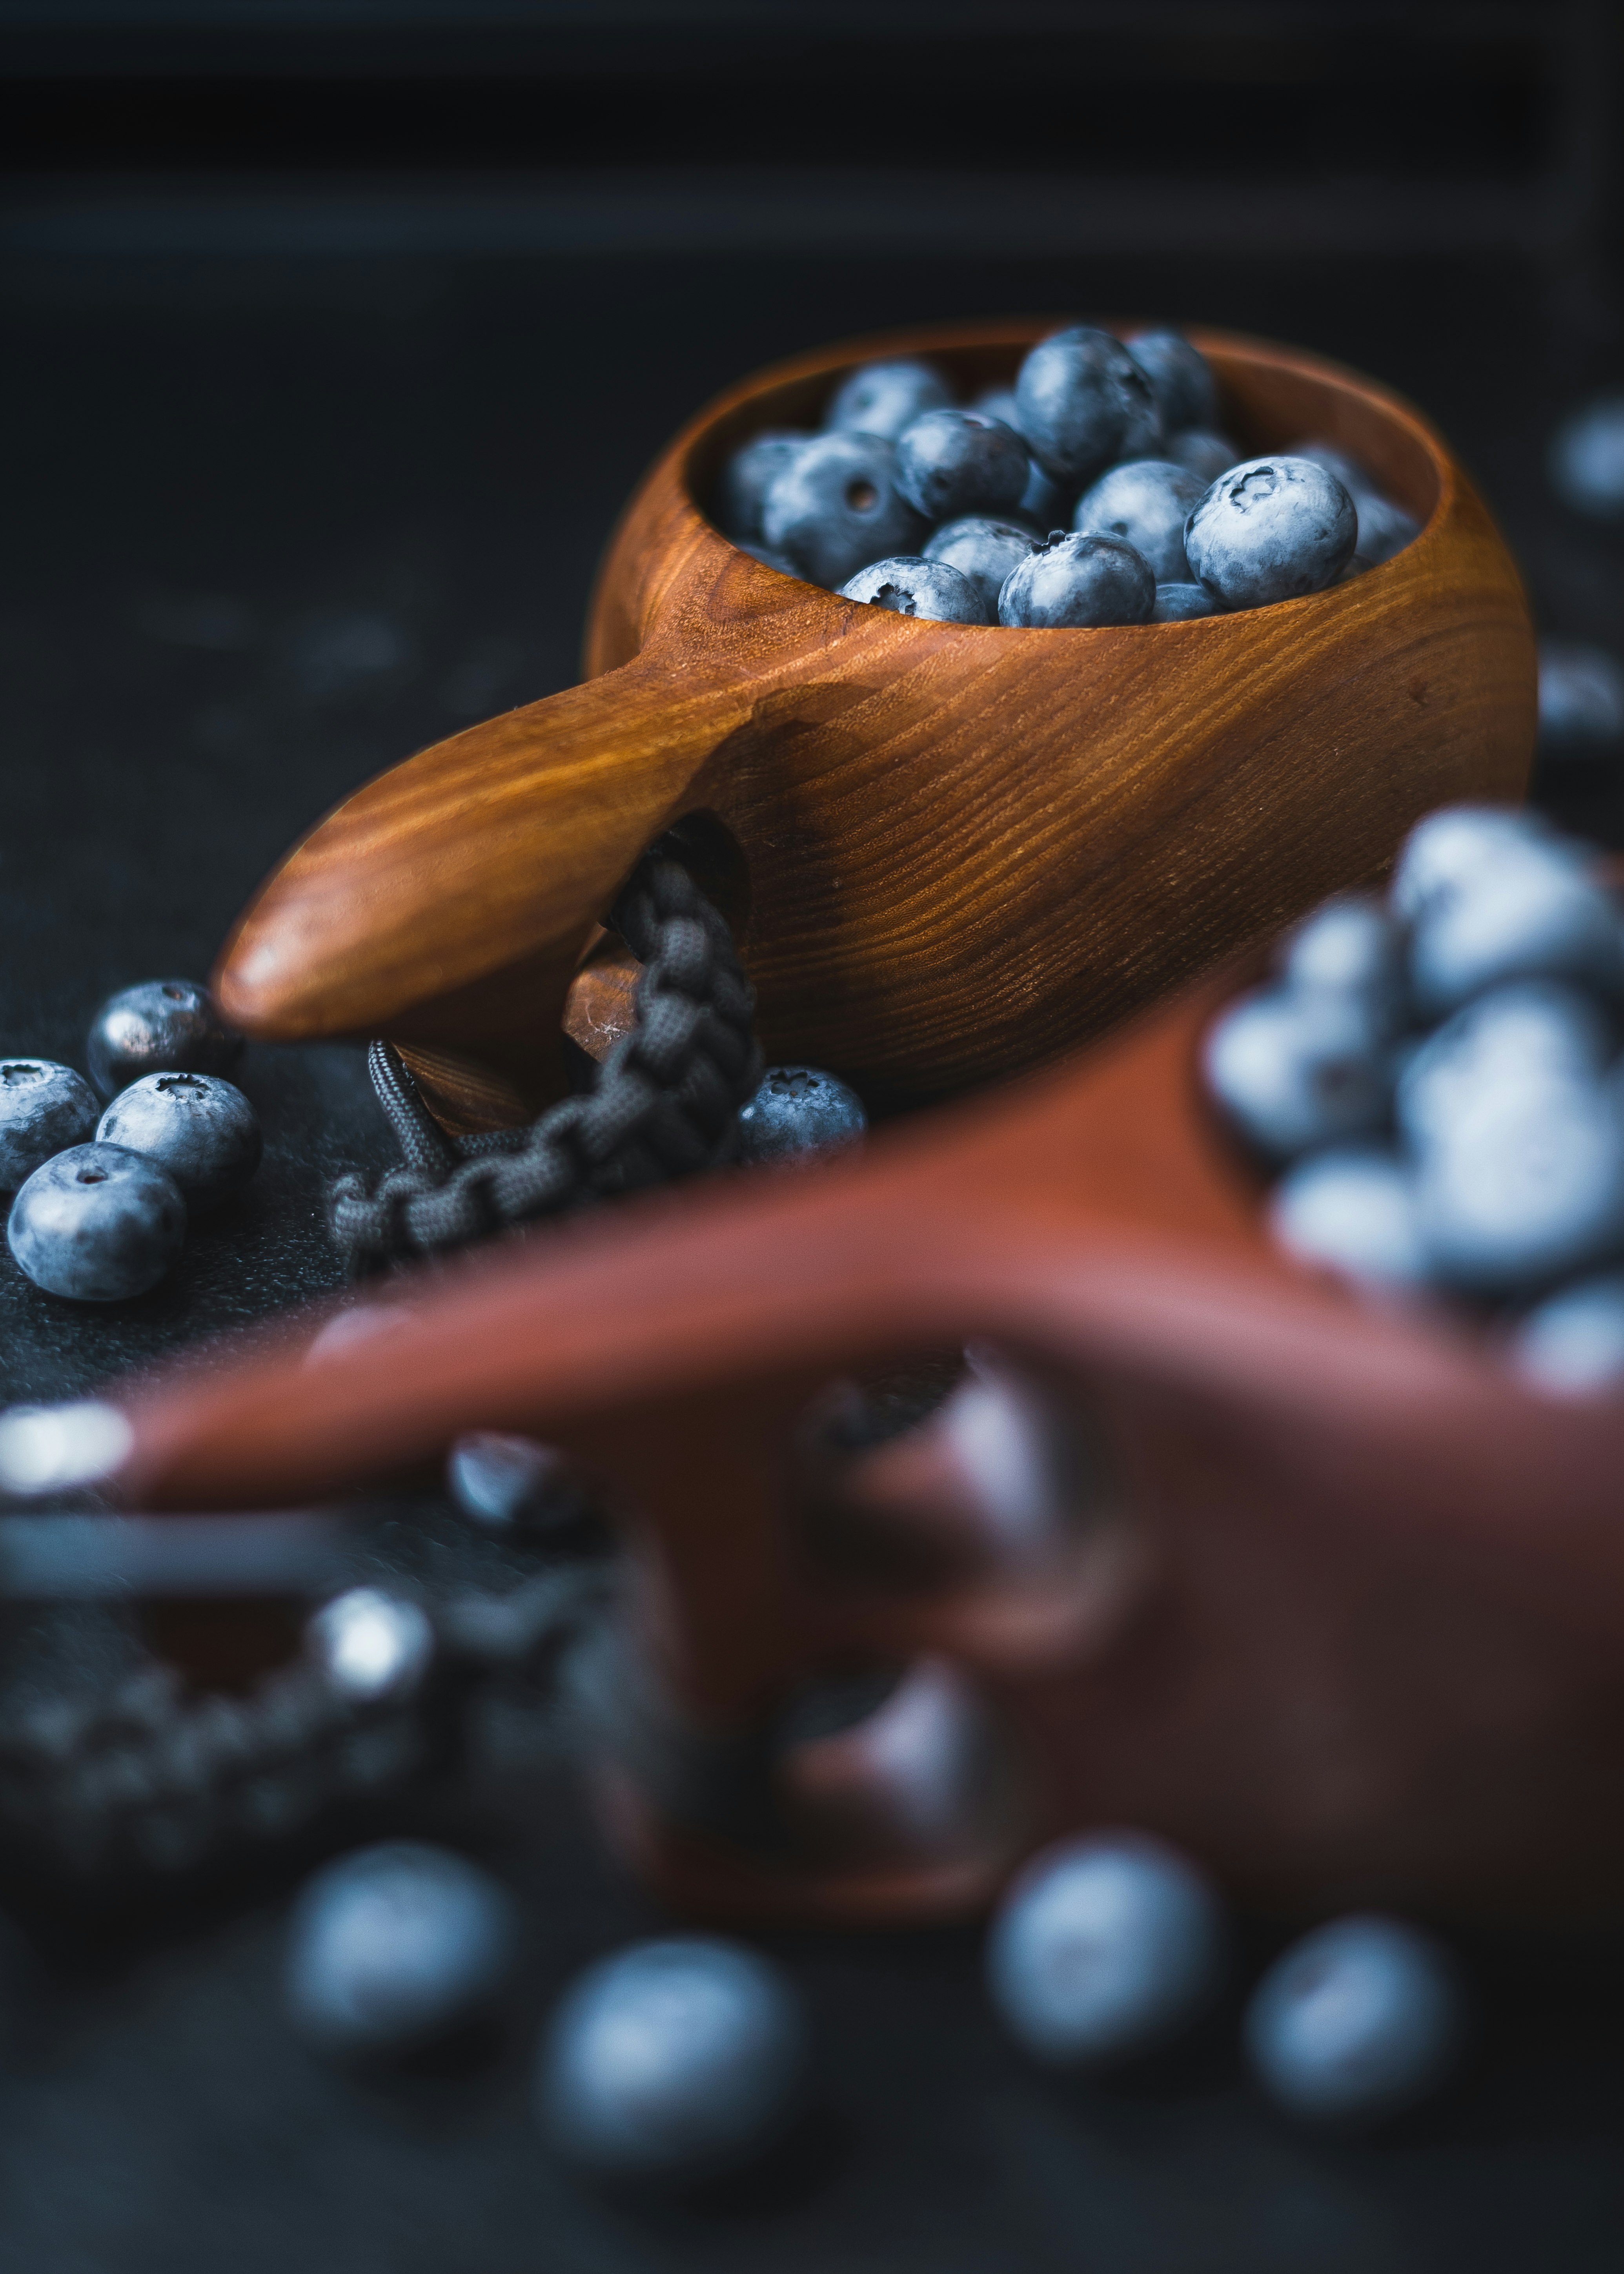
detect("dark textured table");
top-left (2, 231), bottom-right (1624, 2273)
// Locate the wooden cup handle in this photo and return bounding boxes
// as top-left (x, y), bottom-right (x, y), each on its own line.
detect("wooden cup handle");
top-left (213, 653), bottom-right (754, 1126)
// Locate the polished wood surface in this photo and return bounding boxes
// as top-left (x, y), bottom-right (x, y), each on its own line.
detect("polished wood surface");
top-left (107, 963), bottom-right (1624, 1927)
top-left (214, 321), bottom-right (1534, 1126)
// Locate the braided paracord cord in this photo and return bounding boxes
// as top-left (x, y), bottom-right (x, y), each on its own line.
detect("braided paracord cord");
top-left (328, 850), bottom-right (762, 1274)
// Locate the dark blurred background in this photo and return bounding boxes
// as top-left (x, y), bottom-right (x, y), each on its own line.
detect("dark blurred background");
top-left (3, 7), bottom-right (1624, 2271)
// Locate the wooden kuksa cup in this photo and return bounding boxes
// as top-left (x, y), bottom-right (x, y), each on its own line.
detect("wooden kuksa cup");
top-left (213, 321), bottom-right (1535, 1129)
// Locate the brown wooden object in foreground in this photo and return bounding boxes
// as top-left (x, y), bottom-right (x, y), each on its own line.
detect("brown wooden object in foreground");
top-left (106, 964), bottom-right (1624, 1929)
top-left (213, 322), bottom-right (1533, 1130)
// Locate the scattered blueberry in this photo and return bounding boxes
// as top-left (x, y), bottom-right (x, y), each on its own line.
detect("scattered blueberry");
top-left (1166, 428), bottom-right (1239, 484)
top-left (95, 1070), bottom-right (261, 1209)
top-left (1278, 892), bottom-right (1407, 1033)
top-left (1511, 1274), bottom-right (1624, 1396)
top-left (1185, 457), bottom-right (1358, 610)
top-left (307, 1587), bottom-right (435, 1702)
top-left (86, 979), bottom-right (242, 1101)
top-left (0, 1060), bottom-right (99, 1190)
top-left (998, 531), bottom-right (1155, 629)
top-left (1269, 1146), bottom-right (1428, 1292)
top-left (738, 1066), bottom-right (867, 1164)
top-left (1406, 829), bottom-right (1622, 1015)
top-left (1243, 1914), bottom-right (1465, 2129)
top-left (1414, 1080), bottom-right (1624, 1296)
top-left (7, 1142), bottom-right (186, 1302)
top-left (838, 555), bottom-right (988, 624)
top-left (284, 1840), bottom-right (520, 2060)
top-left (987, 1830), bottom-right (1226, 2068)
top-left (447, 1430), bottom-right (592, 1532)
top-left (1388, 805), bottom-right (1555, 929)
top-left (923, 516), bottom-right (1040, 617)
top-left (537, 1936), bottom-right (808, 2181)
top-left (1201, 985), bottom-right (1391, 1159)
top-left (826, 357), bottom-right (951, 442)
top-left (1014, 327), bottom-right (1159, 489)
top-left (717, 430), bottom-right (810, 542)
top-left (1152, 582), bottom-right (1219, 622)
top-left (893, 407), bottom-right (1030, 523)
top-left (1538, 641), bottom-right (1624, 756)
top-left (1549, 392), bottom-right (1624, 519)
top-left (761, 432), bottom-right (926, 589)
top-left (1126, 329), bottom-right (1216, 434)
top-left (1074, 457), bottom-right (1203, 583)
top-left (1394, 982), bottom-right (1612, 1154)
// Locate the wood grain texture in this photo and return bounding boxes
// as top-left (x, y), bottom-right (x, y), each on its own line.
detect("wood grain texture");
top-left (215, 321), bottom-right (1534, 1126)
top-left (111, 964), bottom-right (1624, 1928)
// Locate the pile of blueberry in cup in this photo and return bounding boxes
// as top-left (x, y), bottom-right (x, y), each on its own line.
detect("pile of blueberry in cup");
top-left (717, 325), bottom-right (1420, 627)
top-left (2, 979), bottom-right (260, 1303)
top-left (1204, 802), bottom-right (1624, 1396)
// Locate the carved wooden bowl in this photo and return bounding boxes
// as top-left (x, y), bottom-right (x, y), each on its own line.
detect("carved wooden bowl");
top-left (102, 951), bottom-right (1624, 1931)
top-left (214, 320), bottom-right (1534, 1130)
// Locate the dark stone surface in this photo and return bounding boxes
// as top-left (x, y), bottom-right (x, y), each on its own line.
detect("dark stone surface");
top-left (1, 231), bottom-right (1623, 2272)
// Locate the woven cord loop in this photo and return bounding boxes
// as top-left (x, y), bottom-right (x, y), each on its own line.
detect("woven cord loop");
top-left (326, 849), bottom-right (761, 1274)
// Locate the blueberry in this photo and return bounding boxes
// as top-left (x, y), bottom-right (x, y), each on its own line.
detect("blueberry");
top-left (923, 516), bottom-right (1039, 617)
top-left (1511, 1274), bottom-right (1624, 1396)
top-left (1395, 982), bottom-right (1613, 1154)
top-left (1074, 458), bottom-right (1203, 583)
top-left (972, 384), bottom-right (1020, 425)
top-left (1406, 832), bottom-right (1622, 1015)
top-left (306, 1587), bottom-right (435, 1702)
top-left (825, 357), bottom-right (952, 443)
top-left (997, 531), bottom-right (1155, 629)
top-left (716, 430), bottom-right (810, 543)
top-left (987, 1831), bottom-right (1225, 2068)
top-left (761, 432), bottom-right (926, 590)
top-left (1166, 428), bottom-right (1239, 484)
top-left (1269, 1146), bottom-right (1429, 1292)
top-left (1389, 804), bottom-right (1557, 928)
top-left (893, 407), bottom-right (1031, 523)
top-left (738, 541), bottom-right (800, 576)
top-left (7, 1142), bottom-right (186, 1302)
top-left (1152, 581), bottom-right (1219, 622)
top-left (1202, 984), bottom-right (1392, 1159)
top-left (537, 1936), bottom-right (808, 2181)
top-left (86, 979), bottom-right (242, 1101)
top-left (838, 555), bottom-right (987, 625)
top-left (95, 1070), bottom-right (261, 1209)
top-left (1018, 458), bottom-right (1069, 528)
top-left (1277, 892), bottom-right (1407, 1034)
top-left (1125, 329), bottom-right (1217, 434)
top-left (0, 1059), bottom-right (99, 1190)
top-left (447, 1430), bottom-right (592, 1532)
top-left (737, 1065), bottom-right (867, 1163)
top-left (1413, 1080), bottom-right (1624, 1295)
top-left (1244, 1915), bottom-right (1465, 2129)
top-left (1290, 439), bottom-right (1420, 565)
top-left (1185, 457), bottom-right (1357, 610)
top-left (284, 1841), bottom-right (520, 2060)
top-left (1538, 641), bottom-right (1624, 756)
top-left (1549, 393), bottom-right (1624, 519)
top-left (1014, 327), bottom-right (1159, 489)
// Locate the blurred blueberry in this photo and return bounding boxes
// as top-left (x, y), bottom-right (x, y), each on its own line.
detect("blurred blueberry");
top-left (96, 1071), bottom-right (261, 1210)
top-left (1074, 458), bottom-right (1203, 583)
top-left (307, 1587), bottom-right (435, 1702)
top-left (1388, 804), bottom-right (1557, 928)
top-left (1152, 582), bottom-right (1219, 622)
top-left (973, 384), bottom-right (1020, 425)
top-left (1014, 327), bottom-right (1159, 490)
top-left (894, 408), bottom-right (1030, 523)
top-left (288, 610), bottom-right (412, 703)
top-left (1126, 329), bottom-right (1216, 434)
top-left (717, 430), bottom-right (810, 543)
top-left (1202, 985), bottom-right (1391, 1159)
top-left (1413, 1080), bottom-right (1624, 1295)
top-left (0, 1060), bottom-right (99, 1190)
top-left (826, 357), bottom-right (952, 442)
top-left (738, 541), bottom-right (800, 577)
top-left (1511, 1274), bottom-right (1624, 1396)
top-left (7, 1143), bottom-right (186, 1302)
top-left (285, 1841), bottom-right (519, 2060)
top-left (1268, 1147), bottom-right (1429, 1292)
top-left (998, 531), bottom-right (1155, 629)
top-left (538, 1936), bottom-right (808, 2181)
top-left (924, 516), bottom-right (1039, 616)
top-left (1549, 393), bottom-right (1624, 519)
top-left (1395, 982), bottom-right (1613, 1154)
top-left (448, 1430), bottom-right (592, 1532)
top-left (761, 433), bottom-right (926, 590)
top-left (1244, 1915), bottom-right (1465, 2129)
top-left (1277, 893), bottom-right (1407, 1033)
top-left (1185, 457), bottom-right (1357, 610)
top-left (1538, 641), bottom-right (1624, 756)
top-left (1406, 832), bottom-right (1622, 1015)
top-left (1166, 428), bottom-right (1239, 485)
top-left (838, 556), bottom-right (987, 625)
top-left (987, 1830), bottom-right (1225, 2068)
top-left (87, 979), bottom-right (242, 1101)
top-left (738, 1066), bottom-right (867, 1164)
